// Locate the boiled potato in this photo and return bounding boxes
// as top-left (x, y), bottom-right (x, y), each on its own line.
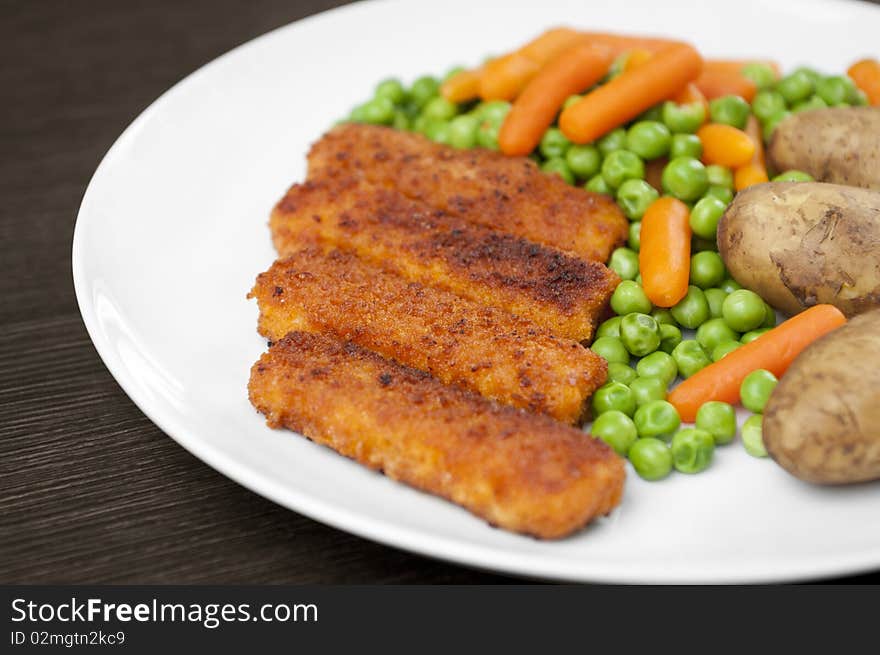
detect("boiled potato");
top-left (718, 182), bottom-right (880, 317)
top-left (767, 107), bottom-right (880, 190)
top-left (763, 310), bottom-right (880, 484)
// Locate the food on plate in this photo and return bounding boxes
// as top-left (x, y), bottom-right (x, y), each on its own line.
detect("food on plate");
top-left (718, 181), bottom-right (880, 317)
top-left (250, 248), bottom-right (607, 423)
top-left (667, 304), bottom-right (846, 422)
top-left (763, 309), bottom-right (880, 484)
top-left (249, 331), bottom-right (625, 539)
top-left (270, 176), bottom-right (619, 341)
top-left (733, 115), bottom-right (769, 190)
top-left (307, 124), bottom-right (628, 261)
top-left (559, 43), bottom-right (703, 144)
top-left (638, 196), bottom-right (691, 307)
top-left (766, 107), bottom-right (880, 189)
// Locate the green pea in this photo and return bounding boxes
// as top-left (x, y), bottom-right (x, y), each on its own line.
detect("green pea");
top-left (689, 196), bottom-right (727, 239)
top-left (539, 127), bottom-right (572, 159)
top-left (658, 323), bottom-right (682, 354)
top-left (595, 316), bottom-right (622, 338)
top-left (709, 94), bottom-right (751, 129)
top-left (629, 376), bottom-right (667, 407)
top-left (634, 400), bottom-right (681, 439)
top-left (762, 110), bottom-right (791, 142)
top-left (672, 339), bottom-right (712, 378)
top-left (815, 75), bottom-right (856, 106)
top-left (661, 100), bottom-right (707, 134)
top-left (475, 100), bottom-right (511, 123)
top-left (722, 289), bottom-right (766, 332)
top-left (740, 369), bottom-right (778, 413)
top-left (610, 280), bottom-right (652, 315)
top-left (601, 150), bottom-right (645, 189)
top-left (565, 144), bottom-right (602, 179)
top-left (742, 414), bottom-right (768, 457)
top-left (792, 95), bottom-right (828, 113)
top-left (651, 308), bottom-right (677, 326)
top-left (772, 170), bottom-right (814, 182)
top-left (662, 157), bottom-right (709, 201)
top-left (616, 179), bottom-right (659, 220)
top-left (597, 127), bottom-right (628, 155)
top-left (392, 110), bottom-right (411, 131)
top-left (751, 89), bottom-right (788, 122)
top-left (357, 97), bottom-right (395, 125)
top-left (695, 401), bottom-right (737, 445)
top-left (705, 185), bottom-right (734, 205)
top-left (711, 340), bottom-right (742, 361)
top-left (410, 75), bottom-right (440, 108)
top-left (628, 437), bottom-right (673, 481)
top-left (591, 410), bottom-right (639, 456)
top-left (705, 165), bottom-right (734, 190)
top-left (592, 381), bottom-right (637, 417)
top-left (719, 277), bottom-right (742, 293)
top-left (608, 247), bottom-right (640, 280)
top-left (585, 174), bottom-right (612, 195)
top-left (671, 427), bottom-right (715, 473)
top-left (669, 133), bottom-right (703, 159)
top-left (562, 94), bottom-right (582, 110)
top-left (628, 221), bottom-right (642, 251)
top-left (607, 362), bottom-right (638, 385)
top-left (776, 70), bottom-right (814, 105)
top-left (689, 251), bottom-right (726, 289)
top-left (626, 121), bottom-right (672, 160)
top-left (541, 157), bottom-right (575, 184)
top-left (704, 288), bottom-right (728, 318)
top-left (375, 78), bottom-right (407, 105)
top-left (696, 317), bottom-right (740, 352)
top-left (741, 327), bottom-right (771, 344)
top-left (851, 89), bottom-right (870, 106)
top-left (762, 303), bottom-right (777, 328)
top-left (476, 119), bottom-right (501, 150)
top-left (741, 63), bottom-right (778, 90)
top-left (620, 313), bottom-right (661, 357)
top-left (447, 114), bottom-right (479, 149)
top-left (670, 286), bottom-right (710, 329)
top-left (423, 96), bottom-right (459, 121)
top-left (635, 351), bottom-right (677, 386)
top-left (591, 336), bottom-right (630, 365)
top-left (638, 104), bottom-right (664, 122)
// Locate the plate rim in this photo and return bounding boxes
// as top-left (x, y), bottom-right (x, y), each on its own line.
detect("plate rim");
top-left (72, 0), bottom-right (880, 584)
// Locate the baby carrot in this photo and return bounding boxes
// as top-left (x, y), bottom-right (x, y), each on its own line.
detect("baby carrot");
top-left (668, 304), bottom-right (847, 422)
top-left (733, 115), bottom-right (769, 190)
top-left (639, 197), bottom-right (691, 308)
top-left (560, 43), bottom-right (703, 144)
top-left (479, 28), bottom-right (586, 100)
top-left (847, 58), bottom-right (880, 105)
top-left (697, 123), bottom-right (755, 168)
top-left (579, 32), bottom-right (683, 56)
top-left (622, 48), bottom-right (653, 72)
top-left (694, 69), bottom-right (757, 102)
top-left (704, 59), bottom-right (781, 78)
top-left (441, 68), bottom-right (483, 103)
top-left (499, 44), bottom-right (613, 156)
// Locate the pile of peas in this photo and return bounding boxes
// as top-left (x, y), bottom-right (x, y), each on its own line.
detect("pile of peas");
top-left (344, 56), bottom-right (850, 482)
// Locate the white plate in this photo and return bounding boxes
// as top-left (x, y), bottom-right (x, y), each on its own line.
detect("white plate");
top-left (73, 0), bottom-right (880, 583)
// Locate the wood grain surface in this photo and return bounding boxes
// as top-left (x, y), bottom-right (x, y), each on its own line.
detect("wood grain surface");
top-left (1, 0), bottom-right (877, 584)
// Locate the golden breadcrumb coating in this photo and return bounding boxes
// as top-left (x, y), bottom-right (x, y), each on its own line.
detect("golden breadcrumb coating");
top-left (306, 123), bottom-right (628, 262)
top-left (248, 331), bottom-right (625, 539)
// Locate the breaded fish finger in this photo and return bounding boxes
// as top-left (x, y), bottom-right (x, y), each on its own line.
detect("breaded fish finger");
top-left (249, 248), bottom-right (607, 424)
top-left (271, 177), bottom-right (619, 341)
top-left (306, 123), bottom-right (628, 262)
top-left (248, 331), bottom-right (625, 539)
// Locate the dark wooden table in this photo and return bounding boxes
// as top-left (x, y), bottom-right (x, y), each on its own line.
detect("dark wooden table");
top-left (2, 0), bottom-right (877, 584)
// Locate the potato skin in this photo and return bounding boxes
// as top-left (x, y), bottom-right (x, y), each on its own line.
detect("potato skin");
top-left (763, 310), bottom-right (880, 484)
top-left (718, 182), bottom-right (880, 317)
top-left (767, 107), bottom-right (880, 190)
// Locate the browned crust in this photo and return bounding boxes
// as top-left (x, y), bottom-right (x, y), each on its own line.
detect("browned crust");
top-left (270, 177), bottom-right (619, 341)
top-left (249, 248), bottom-right (607, 424)
top-left (248, 331), bottom-right (625, 539)
top-left (305, 123), bottom-right (628, 262)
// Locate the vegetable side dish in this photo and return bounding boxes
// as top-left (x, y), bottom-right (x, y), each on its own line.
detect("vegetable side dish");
top-left (249, 26), bottom-right (880, 538)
